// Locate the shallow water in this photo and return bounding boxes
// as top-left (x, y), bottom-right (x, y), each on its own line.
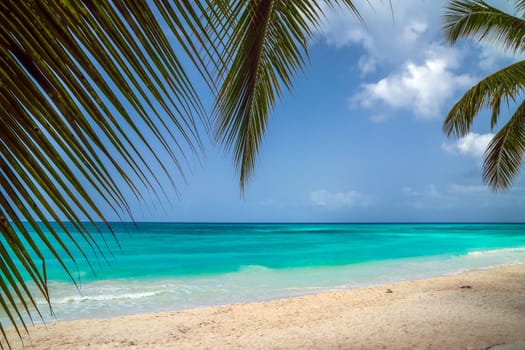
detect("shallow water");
top-left (5, 223), bottom-right (525, 322)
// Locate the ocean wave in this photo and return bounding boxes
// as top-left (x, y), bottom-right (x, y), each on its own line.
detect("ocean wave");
top-left (54, 291), bottom-right (164, 304)
top-left (237, 265), bottom-right (273, 273)
top-left (466, 247), bottom-right (525, 257)
top-left (12, 244), bottom-right (525, 325)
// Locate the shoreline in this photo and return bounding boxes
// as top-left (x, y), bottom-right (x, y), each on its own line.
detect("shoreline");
top-left (5, 263), bottom-right (525, 349)
top-left (19, 246), bottom-right (525, 324)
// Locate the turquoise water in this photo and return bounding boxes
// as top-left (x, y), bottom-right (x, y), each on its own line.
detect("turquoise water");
top-left (6, 223), bottom-right (525, 322)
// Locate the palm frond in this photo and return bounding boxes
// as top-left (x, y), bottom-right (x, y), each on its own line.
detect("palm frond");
top-left (443, 60), bottom-right (525, 137)
top-left (0, 0), bottom-right (212, 344)
top-left (517, 0), bottom-right (525, 17)
top-left (483, 99), bottom-right (525, 190)
top-left (210, 0), bottom-right (360, 190)
top-left (443, 0), bottom-right (525, 55)
top-left (443, 0), bottom-right (525, 190)
top-left (2, 0), bottom-right (364, 345)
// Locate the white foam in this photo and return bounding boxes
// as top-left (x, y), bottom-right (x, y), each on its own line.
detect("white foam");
top-left (55, 291), bottom-right (163, 304)
top-left (466, 247), bottom-right (525, 257)
top-left (237, 265), bottom-right (273, 273)
top-left (9, 246), bottom-right (525, 324)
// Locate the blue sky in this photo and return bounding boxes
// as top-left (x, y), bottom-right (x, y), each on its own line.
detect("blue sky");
top-left (105, 0), bottom-right (525, 223)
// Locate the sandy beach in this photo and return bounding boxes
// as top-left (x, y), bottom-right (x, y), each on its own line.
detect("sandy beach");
top-left (5, 264), bottom-right (525, 349)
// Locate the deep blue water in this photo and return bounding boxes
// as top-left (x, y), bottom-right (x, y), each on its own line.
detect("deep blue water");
top-left (6, 223), bottom-right (525, 322)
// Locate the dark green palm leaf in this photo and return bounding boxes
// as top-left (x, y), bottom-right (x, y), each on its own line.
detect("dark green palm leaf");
top-left (515, 0), bottom-right (525, 18)
top-left (444, 0), bottom-right (525, 54)
top-left (483, 100), bottom-right (525, 190)
top-left (210, 0), bottom-right (360, 190)
top-left (443, 60), bottom-right (525, 137)
top-left (1, 0), bottom-right (365, 346)
top-left (443, 0), bottom-right (525, 190)
top-left (0, 0), bottom-right (213, 345)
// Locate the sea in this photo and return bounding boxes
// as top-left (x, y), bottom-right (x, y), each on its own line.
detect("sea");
top-left (5, 222), bottom-right (525, 324)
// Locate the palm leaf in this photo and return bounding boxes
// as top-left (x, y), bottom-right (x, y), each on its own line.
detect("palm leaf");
top-left (515, 0), bottom-right (525, 17)
top-left (2, 0), bottom-right (365, 345)
top-left (0, 0), bottom-right (213, 345)
top-left (443, 0), bottom-right (525, 190)
top-left (443, 0), bottom-right (525, 55)
top-left (209, 0), bottom-right (360, 190)
top-left (443, 60), bottom-right (525, 137)
top-left (483, 100), bottom-right (525, 190)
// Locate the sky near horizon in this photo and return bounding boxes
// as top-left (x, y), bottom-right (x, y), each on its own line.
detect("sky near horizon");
top-left (103, 0), bottom-right (525, 223)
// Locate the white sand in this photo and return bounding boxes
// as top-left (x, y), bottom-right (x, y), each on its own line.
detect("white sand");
top-left (4, 264), bottom-right (525, 349)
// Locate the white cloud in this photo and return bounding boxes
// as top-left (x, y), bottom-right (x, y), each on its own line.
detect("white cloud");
top-left (316, 0), bottom-right (515, 70)
top-left (357, 55), bottom-right (377, 76)
top-left (316, 4), bottom-right (372, 49)
top-left (402, 20), bottom-right (428, 43)
top-left (402, 184), bottom-right (440, 198)
top-left (442, 132), bottom-right (494, 158)
top-left (309, 189), bottom-right (370, 208)
top-left (315, 0), bottom-right (516, 120)
top-left (478, 42), bottom-right (518, 71)
top-left (317, 0), bottom-right (444, 65)
top-left (351, 51), bottom-right (475, 119)
top-left (449, 184), bottom-right (488, 194)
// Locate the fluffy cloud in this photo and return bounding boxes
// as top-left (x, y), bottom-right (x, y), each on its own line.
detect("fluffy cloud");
top-left (316, 4), bottom-right (372, 49)
top-left (357, 55), bottom-right (377, 76)
top-left (316, 0), bottom-right (442, 66)
top-left (316, 0), bottom-right (515, 71)
top-left (351, 51), bottom-right (475, 119)
top-left (478, 42), bottom-right (518, 71)
top-left (309, 189), bottom-right (370, 208)
top-left (442, 132), bottom-right (494, 158)
top-left (315, 0), bottom-right (515, 121)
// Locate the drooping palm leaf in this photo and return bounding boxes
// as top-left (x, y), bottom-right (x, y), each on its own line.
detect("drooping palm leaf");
top-left (443, 60), bottom-right (525, 137)
top-left (484, 100), bottom-right (525, 189)
top-left (0, 0), bottom-right (213, 345)
top-left (1, 0), bottom-right (365, 346)
top-left (443, 0), bottom-right (525, 190)
top-left (444, 0), bottom-right (525, 55)
top-left (517, 0), bottom-right (525, 17)
top-left (209, 0), bottom-right (361, 190)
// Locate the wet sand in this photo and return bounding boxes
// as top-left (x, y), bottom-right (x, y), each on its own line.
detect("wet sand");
top-left (4, 264), bottom-right (525, 349)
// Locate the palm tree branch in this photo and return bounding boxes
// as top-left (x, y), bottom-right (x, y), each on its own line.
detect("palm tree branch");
top-left (483, 99), bottom-right (525, 190)
top-left (212, 0), bottom-right (360, 190)
top-left (0, 1), bottom-right (216, 343)
top-left (443, 0), bottom-right (525, 55)
top-left (443, 59), bottom-right (525, 137)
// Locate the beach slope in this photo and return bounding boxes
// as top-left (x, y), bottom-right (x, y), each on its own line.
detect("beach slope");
top-left (6, 264), bottom-right (525, 349)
